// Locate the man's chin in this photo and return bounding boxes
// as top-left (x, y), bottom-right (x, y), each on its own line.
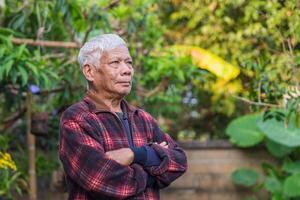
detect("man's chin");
top-left (118, 89), bottom-right (131, 97)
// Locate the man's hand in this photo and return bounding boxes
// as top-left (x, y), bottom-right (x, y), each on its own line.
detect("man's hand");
top-left (154, 141), bottom-right (168, 149)
top-left (106, 148), bottom-right (134, 166)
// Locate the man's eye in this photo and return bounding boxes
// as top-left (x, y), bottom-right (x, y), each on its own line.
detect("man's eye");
top-left (127, 61), bottom-right (133, 65)
top-left (110, 61), bottom-right (119, 64)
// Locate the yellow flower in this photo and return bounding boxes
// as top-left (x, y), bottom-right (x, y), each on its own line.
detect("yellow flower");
top-left (0, 152), bottom-right (17, 171)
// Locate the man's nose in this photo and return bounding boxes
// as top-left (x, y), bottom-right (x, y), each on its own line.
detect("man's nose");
top-left (120, 62), bottom-right (133, 76)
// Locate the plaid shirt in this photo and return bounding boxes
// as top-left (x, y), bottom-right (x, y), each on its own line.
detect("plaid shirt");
top-left (59, 95), bottom-right (187, 200)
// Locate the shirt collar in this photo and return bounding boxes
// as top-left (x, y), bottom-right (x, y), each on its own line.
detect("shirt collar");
top-left (83, 91), bottom-right (138, 115)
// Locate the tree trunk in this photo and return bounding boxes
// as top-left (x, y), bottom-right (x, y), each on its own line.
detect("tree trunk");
top-left (26, 91), bottom-right (37, 200)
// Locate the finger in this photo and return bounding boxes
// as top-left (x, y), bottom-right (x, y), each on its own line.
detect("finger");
top-left (105, 153), bottom-right (112, 159)
top-left (159, 141), bottom-right (167, 146)
top-left (160, 143), bottom-right (168, 148)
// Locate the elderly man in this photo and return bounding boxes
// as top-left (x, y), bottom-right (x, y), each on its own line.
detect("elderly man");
top-left (59, 34), bottom-right (187, 200)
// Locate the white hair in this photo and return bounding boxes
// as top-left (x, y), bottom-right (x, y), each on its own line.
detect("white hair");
top-left (78, 34), bottom-right (127, 69)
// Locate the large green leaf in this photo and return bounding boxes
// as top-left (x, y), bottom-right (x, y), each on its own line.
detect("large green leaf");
top-left (283, 161), bottom-right (300, 174)
top-left (15, 44), bottom-right (27, 59)
top-left (4, 60), bottom-right (14, 77)
top-left (261, 163), bottom-right (280, 178)
top-left (231, 168), bottom-right (259, 187)
top-left (257, 115), bottom-right (300, 147)
top-left (271, 193), bottom-right (286, 200)
top-left (40, 72), bottom-right (50, 88)
top-left (283, 174), bottom-right (300, 197)
top-left (18, 66), bottom-right (28, 86)
top-left (25, 61), bottom-right (38, 77)
top-left (226, 114), bottom-right (264, 147)
top-left (264, 176), bottom-right (282, 193)
top-left (265, 139), bottom-right (293, 158)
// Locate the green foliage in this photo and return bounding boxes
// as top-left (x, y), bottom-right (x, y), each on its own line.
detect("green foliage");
top-left (139, 52), bottom-right (200, 115)
top-left (159, 0), bottom-right (299, 129)
top-left (231, 168), bottom-right (259, 187)
top-left (283, 161), bottom-right (300, 174)
top-left (258, 119), bottom-right (300, 147)
top-left (0, 169), bottom-right (24, 199)
top-left (160, 0), bottom-right (299, 98)
top-left (225, 113), bottom-right (264, 147)
top-left (0, 134), bottom-right (27, 199)
top-left (0, 0), bottom-right (253, 140)
top-left (2, 0), bottom-right (297, 141)
top-left (265, 139), bottom-right (293, 158)
top-left (264, 176), bottom-right (282, 195)
top-left (36, 151), bottom-right (59, 177)
top-left (0, 34), bottom-right (59, 89)
top-left (0, 135), bottom-right (10, 151)
top-left (283, 174), bottom-right (300, 198)
top-left (227, 110), bottom-right (300, 199)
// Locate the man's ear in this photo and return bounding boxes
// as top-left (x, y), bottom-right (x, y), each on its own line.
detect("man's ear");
top-left (82, 64), bottom-right (95, 82)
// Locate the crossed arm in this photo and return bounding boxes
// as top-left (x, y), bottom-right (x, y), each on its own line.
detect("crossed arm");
top-left (59, 117), bottom-right (186, 198)
top-left (105, 141), bottom-right (168, 166)
top-left (59, 121), bottom-right (151, 199)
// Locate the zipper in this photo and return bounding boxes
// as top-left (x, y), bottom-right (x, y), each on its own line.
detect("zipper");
top-left (95, 109), bottom-right (135, 148)
top-left (128, 112), bottom-right (136, 147)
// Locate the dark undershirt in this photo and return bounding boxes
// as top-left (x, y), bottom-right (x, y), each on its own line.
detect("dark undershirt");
top-left (115, 111), bottom-right (161, 187)
top-left (115, 112), bottom-right (161, 166)
top-left (115, 112), bottom-right (134, 147)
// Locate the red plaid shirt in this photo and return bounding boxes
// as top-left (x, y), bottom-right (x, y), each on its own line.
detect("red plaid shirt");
top-left (59, 95), bottom-right (187, 200)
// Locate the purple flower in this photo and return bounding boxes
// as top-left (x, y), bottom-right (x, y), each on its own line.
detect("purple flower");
top-left (29, 84), bottom-right (40, 94)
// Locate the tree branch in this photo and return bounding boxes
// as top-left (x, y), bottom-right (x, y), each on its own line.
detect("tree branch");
top-left (2, 84), bottom-right (84, 96)
top-left (137, 78), bottom-right (169, 97)
top-left (0, 107), bottom-right (26, 130)
top-left (11, 37), bottom-right (80, 48)
top-left (232, 94), bottom-right (281, 108)
top-left (82, 25), bottom-right (93, 44)
top-left (39, 86), bottom-right (84, 95)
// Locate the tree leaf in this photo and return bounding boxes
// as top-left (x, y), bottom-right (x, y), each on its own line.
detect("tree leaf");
top-left (25, 61), bottom-right (38, 77)
top-left (231, 168), bottom-right (259, 187)
top-left (16, 44), bottom-right (27, 59)
top-left (46, 70), bottom-right (59, 80)
top-left (283, 174), bottom-right (300, 197)
top-left (40, 72), bottom-right (50, 88)
top-left (265, 138), bottom-right (293, 158)
top-left (226, 113), bottom-right (264, 147)
top-left (264, 176), bottom-right (282, 193)
top-left (257, 114), bottom-right (300, 147)
top-left (18, 66), bottom-right (28, 86)
top-left (283, 160), bottom-right (300, 174)
top-left (4, 60), bottom-right (14, 77)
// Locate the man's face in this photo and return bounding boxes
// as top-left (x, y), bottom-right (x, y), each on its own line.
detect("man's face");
top-left (93, 45), bottom-right (134, 97)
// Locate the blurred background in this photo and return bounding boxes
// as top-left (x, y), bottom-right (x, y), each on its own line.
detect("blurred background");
top-left (0, 0), bottom-right (299, 199)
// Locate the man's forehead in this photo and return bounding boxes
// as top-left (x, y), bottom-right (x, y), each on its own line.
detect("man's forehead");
top-left (102, 46), bottom-right (131, 59)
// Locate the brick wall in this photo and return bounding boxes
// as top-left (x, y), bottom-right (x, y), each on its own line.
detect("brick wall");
top-left (160, 140), bottom-right (275, 200)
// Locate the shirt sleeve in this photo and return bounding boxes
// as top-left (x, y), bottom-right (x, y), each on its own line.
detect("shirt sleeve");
top-left (142, 112), bottom-right (188, 189)
top-left (131, 145), bottom-right (161, 167)
top-left (59, 120), bottom-right (148, 199)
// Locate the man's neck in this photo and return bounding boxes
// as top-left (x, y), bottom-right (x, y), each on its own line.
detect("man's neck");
top-left (87, 89), bottom-right (123, 113)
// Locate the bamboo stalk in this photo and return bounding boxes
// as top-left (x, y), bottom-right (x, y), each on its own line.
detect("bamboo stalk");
top-left (26, 91), bottom-right (37, 200)
top-left (12, 37), bottom-right (80, 48)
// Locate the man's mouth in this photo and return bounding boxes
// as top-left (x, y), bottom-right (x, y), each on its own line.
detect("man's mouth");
top-left (117, 81), bottom-right (131, 86)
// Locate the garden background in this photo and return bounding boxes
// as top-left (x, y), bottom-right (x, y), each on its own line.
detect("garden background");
top-left (0, 0), bottom-right (299, 199)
